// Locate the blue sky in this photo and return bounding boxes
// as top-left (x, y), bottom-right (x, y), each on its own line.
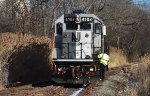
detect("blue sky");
top-left (133, 0), bottom-right (150, 5)
top-left (133, 0), bottom-right (150, 11)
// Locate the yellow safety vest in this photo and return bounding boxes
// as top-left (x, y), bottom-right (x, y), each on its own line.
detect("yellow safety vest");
top-left (98, 53), bottom-right (109, 66)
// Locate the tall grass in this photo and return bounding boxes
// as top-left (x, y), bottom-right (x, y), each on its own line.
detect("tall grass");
top-left (128, 54), bottom-right (150, 96)
top-left (0, 32), bottom-right (53, 60)
top-left (0, 32), bottom-right (54, 87)
top-left (109, 47), bottom-right (127, 68)
top-left (0, 32), bottom-right (54, 69)
top-left (112, 53), bottom-right (150, 96)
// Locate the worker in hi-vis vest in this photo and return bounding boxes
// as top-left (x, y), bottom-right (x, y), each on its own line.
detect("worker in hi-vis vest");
top-left (98, 52), bottom-right (109, 80)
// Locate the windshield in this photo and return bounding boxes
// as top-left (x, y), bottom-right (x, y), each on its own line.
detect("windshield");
top-left (66, 22), bottom-right (91, 30)
top-left (80, 23), bottom-right (91, 30)
top-left (66, 23), bottom-right (78, 30)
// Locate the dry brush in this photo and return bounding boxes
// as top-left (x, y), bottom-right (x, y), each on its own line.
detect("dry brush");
top-left (0, 32), bottom-right (54, 88)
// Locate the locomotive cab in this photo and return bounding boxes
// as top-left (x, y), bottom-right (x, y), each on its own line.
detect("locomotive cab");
top-left (52, 10), bottom-right (106, 84)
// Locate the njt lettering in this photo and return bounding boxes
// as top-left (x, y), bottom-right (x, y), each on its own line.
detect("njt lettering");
top-left (72, 32), bottom-right (81, 42)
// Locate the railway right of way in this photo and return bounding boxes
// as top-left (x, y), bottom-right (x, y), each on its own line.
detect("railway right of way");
top-left (0, 63), bottom-right (136, 96)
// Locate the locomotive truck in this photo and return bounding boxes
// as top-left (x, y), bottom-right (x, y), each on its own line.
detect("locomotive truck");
top-left (52, 10), bottom-right (107, 85)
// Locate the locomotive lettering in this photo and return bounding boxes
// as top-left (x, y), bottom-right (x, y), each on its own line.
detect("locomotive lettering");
top-left (72, 32), bottom-right (81, 42)
top-left (81, 17), bottom-right (93, 22)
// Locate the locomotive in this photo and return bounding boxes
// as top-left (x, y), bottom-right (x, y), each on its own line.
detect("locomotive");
top-left (52, 10), bottom-right (106, 85)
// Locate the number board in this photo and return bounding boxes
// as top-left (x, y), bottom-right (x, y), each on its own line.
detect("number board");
top-left (81, 17), bottom-right (93, 22)
top-left (64, 17), bottom-right (76, 22)
top-left (64, 14), bottom-right (93, 23)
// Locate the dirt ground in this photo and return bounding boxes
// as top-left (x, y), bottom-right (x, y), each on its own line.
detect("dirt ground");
top-left (88, 69), bottom-right (131, 96)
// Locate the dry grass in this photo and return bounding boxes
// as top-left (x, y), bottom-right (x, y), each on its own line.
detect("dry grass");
top-left (109, 47), bottom-right (128, 68)
top-left (0, 32), bottom-right (51, 49)
top-left (0, 32), bottom-right (54, 63)
top-left (113, 54), bottom-right (150, 96)
top-left (134, 54), bottom-right (150, 96)
top-left (0, 32), bottom-right (54, 87)
top-left (140, 53), bottom-right (150, 66)
top-left (126, 54), bottom-right (150, 96)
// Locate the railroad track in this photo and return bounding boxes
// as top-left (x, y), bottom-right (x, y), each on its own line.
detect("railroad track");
top-left (0, 80), bottom-right (98, 96)
top-left (0, 82), bottom-right (66, 96)
top-left (0, 64), bottom-right (135, 96)
top-left (75, 64), bottom-right (135, 96)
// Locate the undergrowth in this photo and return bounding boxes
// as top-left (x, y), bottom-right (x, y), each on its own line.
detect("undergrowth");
top-left (109, 47), bottom-right (127, 68)
top-left (115, 54), bottom-right (150, 96)
top-left (0, 32), bottom-right (54, 87)
top-left (129, 54), bottom-right (150, 96)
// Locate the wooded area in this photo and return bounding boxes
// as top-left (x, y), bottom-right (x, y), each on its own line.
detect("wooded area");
top-left (0, 0), bottom-right (150, 60)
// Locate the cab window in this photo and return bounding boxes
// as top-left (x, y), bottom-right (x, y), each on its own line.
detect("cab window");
top-left (95, 23), bottom-right (102, 34)
top-left (66, 22), bottom-right (78, 30)
top-left (80, 23), bottom-right (91, 30)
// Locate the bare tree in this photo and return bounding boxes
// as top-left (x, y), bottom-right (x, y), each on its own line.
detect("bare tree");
top-left (0, 0), bottom-right (150, 58)
top-left (97, 0), bottom-right (150, 60)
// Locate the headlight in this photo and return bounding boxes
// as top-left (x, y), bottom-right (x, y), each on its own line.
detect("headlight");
top-left (90, 67), bottom-right (94, 71)
top-left (58, 68), bottom-right (62, 71)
